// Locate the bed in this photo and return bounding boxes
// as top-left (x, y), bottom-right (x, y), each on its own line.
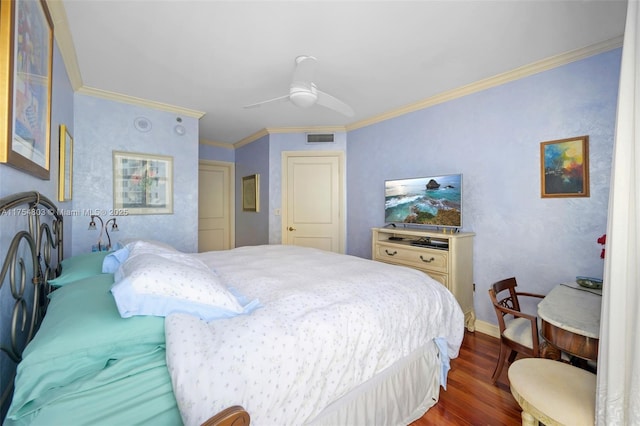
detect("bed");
top-left (0, 192), bottom-right (464, 425)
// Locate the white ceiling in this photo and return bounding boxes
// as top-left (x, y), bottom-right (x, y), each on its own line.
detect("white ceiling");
top-left (59, 0), bottom-right (628, 145)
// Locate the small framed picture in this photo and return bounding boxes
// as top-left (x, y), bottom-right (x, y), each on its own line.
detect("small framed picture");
top-left (242, 174), bottom-right (260, 212)
top-left (540, 136), bottom-right (589, 198)
top-left (113, 151), bottom-right (173, 214)
top-left (58, 124), bottom-right (73, 201)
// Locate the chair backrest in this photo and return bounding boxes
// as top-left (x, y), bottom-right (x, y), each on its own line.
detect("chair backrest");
top-left (488, 277), bottom-right (521, 333)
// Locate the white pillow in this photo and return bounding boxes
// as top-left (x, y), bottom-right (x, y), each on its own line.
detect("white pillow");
top-left (117, 238), bottom-right (177, 249)
top-left (104, 240), bottom-right (178, 273)
top-left (111, 252), bottom-right (257, 321)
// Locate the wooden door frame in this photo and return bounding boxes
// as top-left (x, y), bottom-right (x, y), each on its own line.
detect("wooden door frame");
top-left (198, 159), bottom-right (235, 249)
top-left (281, 151), bottom-right (346, 253)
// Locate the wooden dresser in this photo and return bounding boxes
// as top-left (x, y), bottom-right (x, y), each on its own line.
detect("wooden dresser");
top-left (372, 227), bottom-right (476, 331)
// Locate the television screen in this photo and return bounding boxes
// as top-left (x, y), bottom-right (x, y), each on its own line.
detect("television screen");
top-left (385, 174), bottom-right (462, 228)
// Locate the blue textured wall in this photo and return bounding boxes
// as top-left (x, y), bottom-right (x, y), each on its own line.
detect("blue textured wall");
top-left (346, 49), bottom-right (621, 324)
top-left (200, 143), bottom-right (235, 163)
top-left (213, 132), bottom-right (348, 246)
top-left (71, 95), bottom-right (199, 253)
top-left (235, 135), bottom-right (270, 246)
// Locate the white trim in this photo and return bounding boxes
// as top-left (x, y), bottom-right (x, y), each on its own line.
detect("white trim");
top-left (474, 319), bottom-right (500, 339)
top-left (77, 86), bottom-right (205, 118)
top-left (47, 0), bottom-right (83, 90)
top-left (346, 36), bottom-right (624, 132)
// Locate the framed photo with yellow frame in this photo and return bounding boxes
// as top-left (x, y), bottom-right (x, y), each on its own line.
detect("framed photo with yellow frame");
top-left (58, 124), bottom-right (73, 201)
top-left (540, 135), bottom-right (590, 198)
top-left (242, 174), bottom-right (260, 212)
top-left (0, 0), bottom-right (54, 179)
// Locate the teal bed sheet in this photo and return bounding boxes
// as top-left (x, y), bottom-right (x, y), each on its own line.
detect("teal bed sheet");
top-left (5, 273), bottom-right (182, 425)
top-left (5, 348), bottom-right (181, 426)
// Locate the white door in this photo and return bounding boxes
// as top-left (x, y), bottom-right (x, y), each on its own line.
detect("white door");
top-left (198, 160), bottom-right (235, 252)
top-left (282, 151), bottom-right (344, 253)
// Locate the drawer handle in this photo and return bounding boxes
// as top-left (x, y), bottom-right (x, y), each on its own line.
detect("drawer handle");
top-left (420, 255), bottom-right (435, 263)
top-left (385, 249), bottom-right (398, 256)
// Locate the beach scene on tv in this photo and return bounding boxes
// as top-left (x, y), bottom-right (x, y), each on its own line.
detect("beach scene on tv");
top-left (385, 174), bottom-right (462, 227)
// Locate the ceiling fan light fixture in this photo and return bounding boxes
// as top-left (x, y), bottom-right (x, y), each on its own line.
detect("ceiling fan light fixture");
top-left (290, 86), bottom-right (318, 108)
top-left (243, 56), bottom-right (353, 116)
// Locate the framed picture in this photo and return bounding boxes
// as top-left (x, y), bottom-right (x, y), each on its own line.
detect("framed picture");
top-left (58, 124), bottom-right (73, 201)
top-left (242, 174), bottom-right (260, 212)
top-left (540, 135), bottom-right (590, 198)
top-left (113, 151), bottom-right (173, 215)
top-left (0, 0), bottom-right (54, 179)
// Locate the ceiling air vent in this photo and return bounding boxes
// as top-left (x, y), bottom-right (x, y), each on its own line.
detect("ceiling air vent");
top-left (306, 133), bottom-right (335, 143)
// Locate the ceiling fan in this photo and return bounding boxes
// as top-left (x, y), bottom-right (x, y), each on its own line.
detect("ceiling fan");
top-left (243, 55), bottom-right (354, 117)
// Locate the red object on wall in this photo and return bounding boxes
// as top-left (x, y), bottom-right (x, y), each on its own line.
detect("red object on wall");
top-left (597, 234), bottom-right (607, 259)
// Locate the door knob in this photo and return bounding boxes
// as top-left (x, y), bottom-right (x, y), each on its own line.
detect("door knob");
top-left (288, 226), bottom-right (296, 231)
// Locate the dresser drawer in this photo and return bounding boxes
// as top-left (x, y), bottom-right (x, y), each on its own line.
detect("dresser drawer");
top-left (374, 243), bottom-right (448, 274)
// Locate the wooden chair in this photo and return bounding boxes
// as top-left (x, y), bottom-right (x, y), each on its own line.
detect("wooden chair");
top-left (201, 406), bottom-right (250, 426)
top-left (489, 277), bottom-right (545, 383)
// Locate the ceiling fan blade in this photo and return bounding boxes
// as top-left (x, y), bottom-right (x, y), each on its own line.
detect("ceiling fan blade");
top-left (316, 89), bottom-right (354, 117)
top-left (292, 55), bottom-right (317, 88)
top-left (242, 94), bottom-right (290, 109)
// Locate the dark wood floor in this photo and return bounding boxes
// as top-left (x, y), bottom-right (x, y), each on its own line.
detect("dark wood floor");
top-left (410, 331), bottom-right (523, 426)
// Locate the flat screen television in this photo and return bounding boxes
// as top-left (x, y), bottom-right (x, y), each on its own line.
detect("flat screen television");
top-left (384, 174), bottom-right (462, 229)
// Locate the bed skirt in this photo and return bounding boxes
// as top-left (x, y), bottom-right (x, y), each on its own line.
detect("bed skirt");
top-left (306, 340), bottom-right (441, 426)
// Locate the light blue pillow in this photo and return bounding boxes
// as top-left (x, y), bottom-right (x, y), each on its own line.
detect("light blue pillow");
top-left (48, 251), bottom-right (109, 286)
top-left (101, 247), bottom-right (130, 273)
top-left (9, 274), bottom-right (165, 419)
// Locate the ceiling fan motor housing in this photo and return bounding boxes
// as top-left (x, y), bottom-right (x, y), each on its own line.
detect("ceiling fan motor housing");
top-left (290, 84), bottom-right (318, 108)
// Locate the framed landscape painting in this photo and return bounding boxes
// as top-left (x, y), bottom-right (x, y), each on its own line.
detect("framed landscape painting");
top-left (540, 136), bottom-right (590, 198)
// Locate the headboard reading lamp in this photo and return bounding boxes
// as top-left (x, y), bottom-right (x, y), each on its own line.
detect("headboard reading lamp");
top-left (88, 215), bottom-right (119, 251)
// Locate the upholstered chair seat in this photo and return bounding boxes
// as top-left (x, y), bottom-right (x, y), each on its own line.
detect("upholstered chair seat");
top-left (509, 358), bottom-right (596, 426)
top-left (503, 317), bottom-right (538, 349)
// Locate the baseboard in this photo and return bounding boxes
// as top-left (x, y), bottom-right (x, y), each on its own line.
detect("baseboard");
top-left (473, 320), bottom-right (499, 339)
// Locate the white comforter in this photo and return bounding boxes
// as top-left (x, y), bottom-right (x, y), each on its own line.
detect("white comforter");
top-left (165, 245), bottom-right (464, 426)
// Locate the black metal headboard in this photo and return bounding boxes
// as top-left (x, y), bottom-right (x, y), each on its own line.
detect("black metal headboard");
top-left (0, 191), bottom-right (63, 419)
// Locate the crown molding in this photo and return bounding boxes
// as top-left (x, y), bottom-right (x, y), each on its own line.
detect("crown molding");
top-left (77, 86), bottom-right (205, 118)
top-left (47, 0), bottom-right (205, 118)
top-left (346, 36), bottom-right (624, 132)
top-left (265, 126), bottom-right (347, 134)
top-left (46, 0), bottom-right (83, 91)
top-left (233, 126), bottom-right (347, 148)
top-left (233, 129), bottom-right (270, 148)
top-left (234, 36), bottom-right (622, 144)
